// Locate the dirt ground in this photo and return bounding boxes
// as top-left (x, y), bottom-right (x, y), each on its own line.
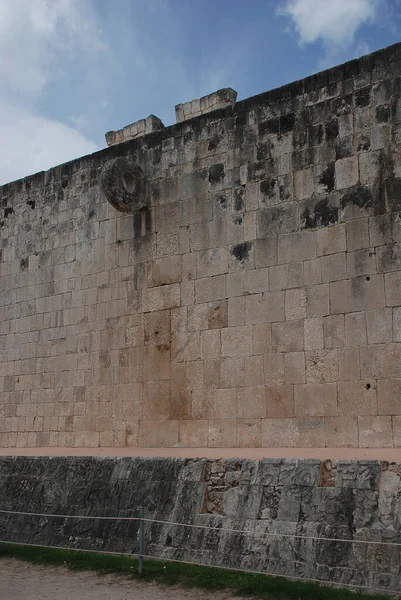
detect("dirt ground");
top-left (0, 558), bottom-right (247, 600)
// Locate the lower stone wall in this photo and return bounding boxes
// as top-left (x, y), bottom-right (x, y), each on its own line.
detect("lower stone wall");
top-left (0, 456), bottom-right (400, 593)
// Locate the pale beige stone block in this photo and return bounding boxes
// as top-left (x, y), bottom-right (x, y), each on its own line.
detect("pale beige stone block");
top-left (188, 303), bottom-right (208, 332)
top-left (321, 252), bottom-right (346, 282)
top-left (237, 419), bottom-right (262, 447)
top-left (339, 347), bottom-right (360, 381)
top-left (245, 294), bottom-right (264, 324)
top-left (366, 308), bottom-right (392, 343)
top-left (148, 256), bottom-right (181, 287)
top-left (197, 247), bottom-right (228, 278)
top-left (264, 353), bottom-right (285, 386)
top-left (228, 296), bottom-right (246, 326)
top-left (272, 320), bottom-right (304, 352)
top-left (335, 156), bottom-right (358, 189)
top-left (143, 346), bottom-right (171, 381)
top-left (385, 271), bottom-right (401, 306)
top-left (270, 262), bottom-right (304, 291)
top-left (224, 356), bottom-right (245, 388)
top-left (294, 418), bottom-right (326, 447)
top-left (178, 420), bottom-right (209, 447)
top-left (261, 418), bottom-right (294, 447)
top-left (338, 381), bottom-right (377, 416)
top-left (306, 349), bottom-right (339, 383)
top-left (139, 420), bottom-right (179, 447)
top-left (212, 275), bottom-right (226, 300)
top-left (330, 275), bottom-right (385, 314)
top-left (195, 277), bottom-right (213, 303)
top-left (144, 310), bottom-right (170, 346)
top-left (266, 385), bottom-right (294, 417)
top-left (378, 379), bottom-right (401, 415)
top-left (306, 284), bottom-right (330, 317)
top-left (245, 355), bottom-right (264, 387)
top-left (201, 329), bottom-right (221, 359)
top-left (360, 343), bottom-right (401, 380)
top-left (142, 381), bottom-right (171, 420)
top-left (304, 318), bottom-right (324, 350)
top-left (346, 218), bottom-right (369, 251)
top-left (285, 288), bottom-right (306, 320)
top-left (226, 272), bottom-right (243, 297)
top-left (294, 383), bottom-right (337, 417)
top-left (323, 314), bottom-right (345, 348)
top-left (394, 307), bottom-right (401, 341)
top-left (294, 168), bottom-right (314, 200)
top-left (325, 416), bottom-right (358, 447)
top-left (304, 258), bottom-right (322, 286)
top-left (264, 291), bottom-right (285, 322)
top-left (221, 326), bottom-right (253, 357)
top-left (191, 389), bottom-right (214, 419)
top-left (316, 224), bottom-right (346, 256)
top-left (203, 359), bottom-right (224, 389)
top-left (345, 311), bottom-right (367, 346)
top-left (214, 388), bottom-right (237, 418)
top-left (243, 268), bottom-right (269, 294)
top-left (277, 230), bottom-right (316, 264)
top-left (253, 323), bottom-right (272, 354)
top-left (181, 281), bottom-right (194, 306)
top-left (238, 386), bottom-right (266, 418)
top-left (142, 283), bottom-right (180, 312)
top-left (358, 416), bottom-right (393, 448)
top-left (284, 352), bottom-right (306, 384)
top-left (208, 419), bottom-right (237, 447)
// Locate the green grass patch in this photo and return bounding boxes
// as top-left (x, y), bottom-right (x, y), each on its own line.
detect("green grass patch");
top-left (0, 542), bottom-right (390, 600)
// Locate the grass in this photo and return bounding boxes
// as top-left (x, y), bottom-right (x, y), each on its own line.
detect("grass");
top-left (0, 542), bottom-right (391, 600)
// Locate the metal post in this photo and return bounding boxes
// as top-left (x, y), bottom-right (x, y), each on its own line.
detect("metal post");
top-left (138, 507), bottom-right (145, 575)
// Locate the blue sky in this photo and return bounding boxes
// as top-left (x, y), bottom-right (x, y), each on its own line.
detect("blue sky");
top-left (1, 0), bottom-right (401, 184)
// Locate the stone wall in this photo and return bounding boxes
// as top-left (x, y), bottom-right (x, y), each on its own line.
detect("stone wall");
top-left (0, 456), bottom-right (400, 593)
top-left (1, 43), bottom-right (401, 449)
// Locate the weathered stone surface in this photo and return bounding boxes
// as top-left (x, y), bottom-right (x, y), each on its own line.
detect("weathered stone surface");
top-left (0, 455), bottom-right (400, 594)
top-left (2, 43), bottom-right (401, 449)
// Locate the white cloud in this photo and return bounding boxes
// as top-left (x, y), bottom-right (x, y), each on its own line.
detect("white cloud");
top-left (0, 0), bottom-right (103, 185)
top-left (0, 103), bottom-right (98, 185)
top-left (280, 0), bottom-right (378, 49)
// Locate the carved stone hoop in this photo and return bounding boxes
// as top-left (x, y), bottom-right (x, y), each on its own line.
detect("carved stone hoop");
top-left (100, 156), bottom-right (146, 213)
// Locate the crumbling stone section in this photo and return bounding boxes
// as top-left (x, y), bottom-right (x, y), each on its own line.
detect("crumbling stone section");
top-left (175, 88), bottom-right (237, 122)
top-left (2, 43), bottom-right (401, 449)
top-left (0, 455), bottom-right (400, 594)
top-left (105, 115), bottom-right (164, 146)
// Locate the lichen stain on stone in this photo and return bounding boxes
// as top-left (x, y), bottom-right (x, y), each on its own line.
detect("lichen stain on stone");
top-left (319, 162), bottom-right (335, 193)
top-left (208, 163), bottom-right (225, 184)
top-left (341, 186), bottom-right (372, 210)
top-left (302, 199), bottom-right (338, 229)
top-left (231, 241), bottom-right (252, 263)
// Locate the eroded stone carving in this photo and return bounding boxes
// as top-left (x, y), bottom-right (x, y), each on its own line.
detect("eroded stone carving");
top-left (100, 156), bottom-right (146, 213)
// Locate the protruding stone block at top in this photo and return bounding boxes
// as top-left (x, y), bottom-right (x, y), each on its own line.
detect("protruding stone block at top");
top-left (105, 114), bottom-right (165, 146)
top-left (175, 88), bottom-right (237, 123)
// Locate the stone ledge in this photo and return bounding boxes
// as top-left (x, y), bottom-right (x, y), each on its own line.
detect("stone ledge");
top-left (105, 114), bottom-right (165, 146)
top-left (175, 88), bottom-right (237, 123)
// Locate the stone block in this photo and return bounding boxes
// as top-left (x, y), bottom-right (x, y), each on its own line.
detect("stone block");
top-left (261, 418), bottom-right (294, 447)
top-left (345, 311), bottom-right (367, 346)
top-left (335, 156), bottom-right (358, 189)
top-left (245, 294), bottom-right (264, 324)
top-left (228, 296), bottom-right (246, 326)
top-left (208, 419), bottom-right (237, 447)
top-left (270, 262), bottom-right (304, 291)
top-left (178, 420), bottom-right (209, 447)
top-left (360, 343), bottom-right (401, 380)
top-left (144, 310), bottom-right (171, 346)
top-left (338, 381), bottom-right (377, 416)
top-left (264, 353), bottom-right (285, 386)
top-left (293, 417), bottom-right (326, 447)
top-left (272, 320), bottom-right (304, 352)
top-left (284, 352), bottom-right (306, 384)
top-left (243, 268), bottom-right (269, 294)
top-left (277, 230), bottom-right (316, 264)
top-left (191, 389), bottom-right (214, 419)
top-left (304, 318), bottom-right (324, 350)
top-left (316, 224), bottom-right (346, 256)
top-left (369, 214), bottom-right (393, 247)
top-left (266, 385), bottom-right (294, 418)
top-left (195, 277), bottom-right (213, 303)
top-left (346, 248), bottom-right (377, 278)
top-left (148, 256), bottom-right (181, 287)
top-left (366, 308), bottom-right (393, 343)
top-left (321, 252), bottom-right (346, 282)
top-left (138, 420), bottom-right (179, 447)
top-left (306, 349), bottom-right (339, 383)
top-left (221, 326), bottom-right (253, 357)
top-left (285, 288), bottom-right (307, 320)
top-left (224, 356), bottom-right (245, 388)
top-left (197, 248), bottom-right (228, 278)
top-left (339, 347), bottom-right (360, 381)
top-left (214, 388), bottom-right (237, 418)
top-left (201, 329), bottom-right (221, 359)
top-left (385, 271), bottom-right (401, 306)
top-left (294, 169), bottom-right (314, 200)
top-left (330, 275), bottom-right (385, 314)
top-left (143, 284), bottom-right (181, 312)
top-left (237, 419), bottom-right (262, 447)
top-left (245, 355), bottom-right (264, 387)
top-left (394, 307), bottom-right (401, 341)
top-left (294, 383), bottom-right (337, 417)
top-left (304, 258), bottom-right (322, 286)
top-left (323, 314), bottom-right (345, 348)
top-left (306, 284), bottom-right (330, 317)
top-left (143, 381), bottom-right (171, 420)
top-left (346, 218), bottom-right (370, 251)
top-left (358, 416), bottom-right (393, 448)
top-left (325, 416), bottom-right (358, 447)
top-left (378, 379), bottom-right (401, 415)
top-left (238, 386), bottom-right (266, 418)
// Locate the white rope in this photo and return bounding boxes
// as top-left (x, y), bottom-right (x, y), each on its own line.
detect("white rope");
top-left (0, 510), bottom-right (139, 522)
top-left (1, 508), bottom-right (399, 547)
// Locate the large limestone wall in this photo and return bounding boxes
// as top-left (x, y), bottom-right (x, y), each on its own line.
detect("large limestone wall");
top-left (1, 43), bottom-right (401, 449)
top-left (1, 455), bottom-right (400, 593)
